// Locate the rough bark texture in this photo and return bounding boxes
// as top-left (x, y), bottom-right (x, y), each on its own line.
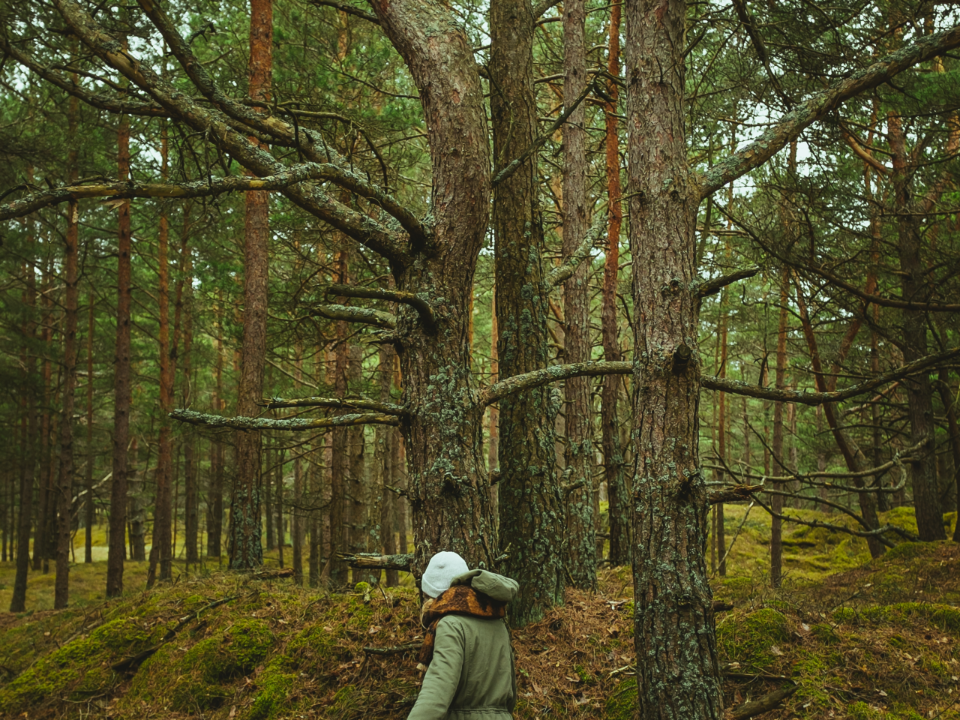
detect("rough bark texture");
top-left (371, 0), bottom-right (496, 575)
top-left (602, 0), bottom-right (629, 567)
top-left (888, 113), bottom-right (944, 541)
top-left (183, 263), bottom-right (198, 566)
top-left (54, 90), bottom-right (81, 609)
top-left (491, 0), bottom-right (563, 625)
top-left (625, 0), bottom-right (723, 717)
top-left (229, 0), bottom-right (273, 569)
top-left (561, 0), bottom-right (595, 590)
top-left (716, 306), bottom-right (727, 577)
top-left (207, 296), bottom-right (226, 558)
top-left (84, 294), bottom-right (94, 563)
top-left (936, 370), bottom-right (960, 542)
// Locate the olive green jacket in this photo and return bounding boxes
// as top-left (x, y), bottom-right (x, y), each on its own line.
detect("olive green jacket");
top-left (408, 570), bottom-right (519, 720)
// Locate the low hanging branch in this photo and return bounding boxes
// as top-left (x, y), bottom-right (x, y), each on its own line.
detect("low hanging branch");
top-left (259, 395), bottom-right (404, 415)
top-left (480, 360), bottom-right (631, 407)
top-left (326, 283), bottom-right (435, 331)
top-left (707, 485), bottom-right (762, 504)
top-left (170, 409), bottom-right (400, 431)
top-left (310, 304), bottom-right (397, 329)
top-left (338, 552), bottom-right (414, 571)
top-left (696, 266), bottom-right (761, 299)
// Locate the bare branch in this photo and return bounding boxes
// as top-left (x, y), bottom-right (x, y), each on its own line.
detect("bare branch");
top-left (327, 284), bottom-right (435, 331)
top-left (532, 0), bottom-right (562, 21)
top-left (708, 485), bottom-right (762, 504)
top-left (310, 304), bottom-right (397, 329)
top-left (170, 409), bottom-right (399, 431)
top-left (480, 360), bottom-right (632, 407)
top-left (696, 267), bottom-right (761, 299)
top-left (307, 0), bottom-right (380, 23)
top-left (492, 73), bottom-right (597, 187)
top-left (259, 395), bottom-right (403, 414)
top-left (731, 0), bottom-right (791, 108)
top-left (702, 346), bottom-right (960, 405)
top-left (545, 211), bottom-right (606, 288)
top-left (700, 23), bottom-right (960, 199)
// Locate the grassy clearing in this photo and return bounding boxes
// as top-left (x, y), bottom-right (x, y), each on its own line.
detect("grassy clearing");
top-left (0, 512), bottom-right (958, 718)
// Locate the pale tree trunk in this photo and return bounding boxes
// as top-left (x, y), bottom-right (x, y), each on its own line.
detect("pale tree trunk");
top-left (55, 88), bottom-right (81, 609)
top-left (602, 0), bottom-right (629, 567)
top-left (625, 0), bottom-right (722, 716)
top-left (561, 0), bottom-right (596, 590)
top-left (491, 0), bottom-right (562, 625)
top-left (229, 0), bottom-right (272, 569)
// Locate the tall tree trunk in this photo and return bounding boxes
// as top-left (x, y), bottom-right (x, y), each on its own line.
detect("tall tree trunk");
top-left (374, 345), bottom-right (396, 585)
top-left (935, 370), bottom-right (960, 542)
top-left (55, 88), bottom-right (81, 609)
top-left (11, 195), bottom-right (38, 613)
top-left (276, 444), bottom-right (285, 567)
top-left (291, 344), bottom-right (305, 584)
top-left (888, 113), bottom-right (944, 541)
top-left (148, 123), bottom-right (174, 587)
top-left (107, 110), bottom-right (132, 596)
top-left (183, 261), bottom-right (198, 566)
top-left (487, 294), bottom-right (500, 523)
top-left (491, 0), bottom-right (562, 626)
top-left (35, 259), bottom-right (52, 573)
top-left (561, 0), bottom-right (596, 590)
top-left (770, 270), bottom-right (788, 588)
top-left (265, 442), bottom-right (275, 551)
top-left (625, 0), bottom-right (722, 716)
top-left (229, 0), bottom-right (273, 569)
top-left (602, 0), bottom-right (629, 567)
top-left (84, 292), bottom-right (94, 563)
top-left (207, 294), bottom-right (225, 559)
top-left (328, 251), bottom-right (350, 584)
top-left (716, 303), bottom-right (727, 578)
top-left (128, 436), bottom-right (146, 561)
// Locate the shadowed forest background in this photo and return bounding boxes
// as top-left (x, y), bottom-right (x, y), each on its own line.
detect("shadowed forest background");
top-left (1, 0), bottom-right (959, 718)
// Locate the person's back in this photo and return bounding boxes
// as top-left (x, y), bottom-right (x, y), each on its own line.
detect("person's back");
top-left (408, 556), bottom-right (519, 719)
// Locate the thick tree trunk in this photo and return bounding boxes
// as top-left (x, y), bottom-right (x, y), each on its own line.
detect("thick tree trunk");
top-left (491, 0), bottom-right (562, 625)
top-left (54, 90), bottom-right (81, 609)
top-left (375, 345), bottom-right (396, 586)
top-left (128, 436), bottom-right (146, 561)
top-left (229, 0), bottom-right (272, 569)
top-left (373, 0), bottom-right (496, 575)
top-left (770, 271), bottom-right (788, 588)
top-left (107, 109), bottom-right (132, 596)
top-left (935, 370), bottom-right (960, 542)
top-left (625, 1), bottom-right (723, 717)
top-left (888, 113), bottom-right (944, 541)
top-left (602, 0), bottom-right (629, 567)
top-left (561, 0), bottom-right (596, 590)
top-left (487, 295), bottom-right (500, 523)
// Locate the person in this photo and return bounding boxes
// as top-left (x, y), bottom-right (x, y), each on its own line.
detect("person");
top-left (407, 551), bottom-right (519, 719)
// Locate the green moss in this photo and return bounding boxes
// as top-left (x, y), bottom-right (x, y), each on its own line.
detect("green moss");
top-left (716, 608), bottom-right (790, 670)
top-left (883, 542), bottom-right (927, 562)
top-left (849, 701), bottom-right (879, 719)
top-left (605, 678), bottom-right (637, 720)
top-left (246, 659), bottom-right (297, 720)
top-left (834, 603), bottom-right (960, 635)
top-left (810, 623), bottom-right (840, 644)
top-left (327, 684), bottom-right (362, 716)
top-left (0, 617), bottom-right (158, 714)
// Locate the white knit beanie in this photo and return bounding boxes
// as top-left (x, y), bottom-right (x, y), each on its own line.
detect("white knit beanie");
top-left (421, 551), bottom-right (469, 599)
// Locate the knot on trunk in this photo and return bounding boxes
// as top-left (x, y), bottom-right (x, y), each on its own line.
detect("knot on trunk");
top-left (670, 342), bottom-right (693, 375)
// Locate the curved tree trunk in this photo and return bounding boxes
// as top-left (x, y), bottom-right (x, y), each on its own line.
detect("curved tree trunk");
top-left (625, 0), bottom-right (723, 716)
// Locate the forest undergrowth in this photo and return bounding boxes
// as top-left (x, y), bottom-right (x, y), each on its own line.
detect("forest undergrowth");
top-left (0, 508), bottom-right (958, 720)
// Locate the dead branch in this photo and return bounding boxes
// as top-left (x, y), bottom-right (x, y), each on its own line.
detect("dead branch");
top-left (363, 642), bottom-right (422, 655)
top-left (545, 210), bottom-right (607, 288)
top-left (708, 485), bottom-right (762, 504)
top-left (338, 552), bottom-right (414, 571)
top-left (259, 395), bottom-right (403, 415)
top-left (697, 267), bottom-right (761, 299)
top-left (728, 683), bottom-right (798, 720)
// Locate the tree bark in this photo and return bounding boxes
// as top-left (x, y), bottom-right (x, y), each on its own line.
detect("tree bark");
top-left (229, 0), bottom-right (273, 570)
top-left (625, 0), bottom-right (723, 717)
top-left (771, 270), bottom-right (788, 588)
top-left (888, 112), bottom-right (944, 541)
top-left (561, 0), bottom-right (596, 590)
top-left (602, 0), bottom-right (629, 567)
top-left (84, 292), bottom-right (94, 563)
top-left (716, 304), bottom-right (727, 578)
top-left (182, 256), bottom-right (198, 566)
top-left (107, 108), bottom-right (133, 595)
top-left (55, 88), bottom-right (81, 609)
top-left (11, 195), bottom-right (38, 613)
top-left (491, 0), bottom-right (562, 625)
top-left (207, 293), bottom-right (226, 559)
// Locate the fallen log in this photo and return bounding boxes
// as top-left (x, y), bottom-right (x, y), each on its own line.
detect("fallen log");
top-left (338, 552), bottom-right (413, 571)
top-left (363, 642), bottom-right (422, 656)
top-left (728, 683), bottom-right (797, 720)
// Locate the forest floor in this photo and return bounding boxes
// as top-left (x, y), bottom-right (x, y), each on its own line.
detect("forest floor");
top-left (0, 506), bottom-right (958, 719)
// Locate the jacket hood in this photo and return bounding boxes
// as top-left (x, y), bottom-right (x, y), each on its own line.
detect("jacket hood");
top-left (450, 569), bottom-right (519, 603)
